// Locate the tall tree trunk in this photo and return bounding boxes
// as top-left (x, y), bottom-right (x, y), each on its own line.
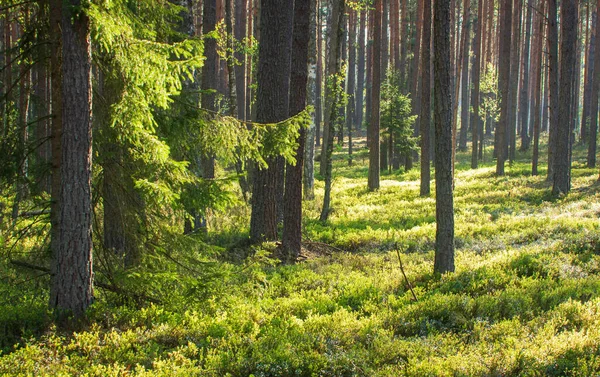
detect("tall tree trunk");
top-left (355, 10), bottom-right (366, 133)
top-left (304, 0), bottom-right (318, 199)
top-left (49, 0), bottom-right (93, 319)
top-left (282, 0), bottom-right (310, 261)
top-left (365, 10), bottom-right (374, 146)
top-left (588, 0), bottom-right (600, 167)
top-left (235, 0), bottom-right (247, 121)
top-left (346, 10), bottom-right (356, 166)
top-left (250, 0), bottom-right (294, 241)
top-left (532, 0), bottom-right (545, 175)
top-left (519, 0), bottom-right (533, 151)
top-left (581, 9), bottom-right (595, 144)
top-left (470, 0), bottom-right (483, 168)
top-left (552, 0), bottom-right (578, 195)
top-left (368, 0), bottom-right (382, 190)
top-left (315, 7), bottom-right (323, 148)
top-left (320, 0), bottom-right (346, 221)
top-left (495, 0), bottom-right (512, 175)
top-left (410, 0), bottom-right (424, 167)
top-left (458, 14), bottom-right (471, 152)
top-left (433, 0), bottom-right (455, 274)
top-left (508, 0), bottom-right (522, 163)
top-left (400, 0), bottom-right (408, 89)
top-left (451, 0), bottom-right (469, 174)
top-left (546, 0), bottom-right (559, 180)
top-left (380, 0), bottom-right (389, 171)
top-left (419, 0), bottom-right (431, 196)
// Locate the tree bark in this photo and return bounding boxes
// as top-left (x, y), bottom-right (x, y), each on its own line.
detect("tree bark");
top-left (581, 9), bottom-right (595, 144)
top-left (49, 0), bottom-right (94, 319)
top-left (552, 0), bottom-right (578, 195)
top-left (356, 10), bottom-right (366, 132)
top-left (250, 0), bottom-right (294, 241)
top-left (495, 0), bottom-right (512, 176)
top-left (546, 0), bottom-right (558, 180)
top-left (346, 10), bottom-right (357, 166)
top-left (320, 0), bottom-right (346, 221)
top-left (588, 0), bottom-right (600, 167)
top-left (304, 0), bottom-right (318, 199)
top-left (433, 0), bottom-right (455, 274)
top-left (419, 0), bottom-right (431, 196)
top-left (458, 13), bottom-right (471, 153)
top-left (282, 0), bottom-right (310, 261)
top-left (470, 0), bottom-right (483, 169)
top-left (368, 0), bottom-right (382, 191)
top-left (532, 0), bottom-right (545, 175)
top-left (519, 0), bottom-right (533, 151)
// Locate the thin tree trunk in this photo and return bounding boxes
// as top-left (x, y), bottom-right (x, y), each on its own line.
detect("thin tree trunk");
top-left (581, 9), bottom-right (595, 143)
top-left (496, 0), bottom-right (512, 175)
top-left (368, 0), bottom-right (382, 190)
top-left (346, 10), bottom-right (356, 166)
top-left (470, 0), bottom-right (483, 169)
top-left (458, 14), bottom-right (471, 152)
top-left (588, 0), bottom-right (600, 167)
top-left (235, 0), bottom-right (247, 121)
top-left (508, 0), bottom-right (522, 163)
top-left (304, 0), bottom-right (318, 199)
top-left (519, 0), bottom-right (533, 151)
top-left (315, 7), bottom-right (323, 148)
top-left (532, 0), bottom-right (545, 175)
top-left (547, 0), bottom-right (559, 180)
top-left (320, 0), bottom-right (346, 221)
top-left (419, 0), bottom-right (431, 196)
top-left (356, 10), bottom-right (366, 133)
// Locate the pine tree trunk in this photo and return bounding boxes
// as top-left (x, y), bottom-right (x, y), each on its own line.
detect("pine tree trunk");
top-left (355, 11), bottom-right (366, 132)
top-left (282, 0), bottom-right (310, 261)
top-left (250, 0), bottom-right (294, 241)
top-left (496, 0), bottom-right (512, 176)
top-left (588, 0), bottom-right (600, 167)
top-left (470, 0), bottom-right (483, 169)
top-left (458, 14), bottom-right (470, 152)
top-left (346, 10), bottom-right (356, 166)
top-left (508, 0), bottom-right (522, 163)
top-left (234, 0), bottom-right (247, 121)
top-left (49, 0), bottom-right (94, 319)
top-left (532, 0), bottom-right (545, 175)
top-left (547, 0), bottom-right (559, 180)
top-left (315, 7), bottom-right (323, 147)
top-left (320, 0), bottom-right (346, 221)
top-left (419, 0), bottom-right (431, 196)
top-left (581, 9), bottom-right (595, 144)
top-left (368, 0), bottom-right (382, 191)
top-left (552, 0), bottom-right (578, 195)
top-left (519, 0), bottom-right (533, 151)
top-left (433, 0), bottom-right (454, 274)
top-left (304, 0), bottom-right (318, 199)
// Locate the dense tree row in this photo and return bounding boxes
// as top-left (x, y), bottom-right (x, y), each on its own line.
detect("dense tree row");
top-left (0, 0), bottom-right (596, 321)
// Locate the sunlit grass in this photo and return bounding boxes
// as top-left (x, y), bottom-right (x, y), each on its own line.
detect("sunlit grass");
top-left (1, 135), bottom-right (600, 376)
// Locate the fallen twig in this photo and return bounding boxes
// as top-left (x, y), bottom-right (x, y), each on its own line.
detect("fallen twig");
top-left (395, 249), bottom-right (418, 302)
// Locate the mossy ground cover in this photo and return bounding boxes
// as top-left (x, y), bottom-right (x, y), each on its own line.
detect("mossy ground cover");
top-left (1, 139), bottom-right (600, 376)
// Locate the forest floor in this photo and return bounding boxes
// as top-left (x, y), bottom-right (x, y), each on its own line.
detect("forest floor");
top-left (2, 138), bottom-right (600, 376)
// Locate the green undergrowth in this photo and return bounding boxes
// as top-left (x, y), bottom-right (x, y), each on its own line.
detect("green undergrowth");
top-left (1, 140), bottom-right (600, 376)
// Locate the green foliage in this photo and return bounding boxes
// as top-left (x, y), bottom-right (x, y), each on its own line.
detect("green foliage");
top-left (381, 70), bottom-right (418, 158)
top-left (480, 63), bottom-right (500, 123)
top-left (2, 139), bottom-right (600, 376)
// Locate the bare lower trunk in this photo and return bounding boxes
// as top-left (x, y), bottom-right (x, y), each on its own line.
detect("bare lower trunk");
top-left (50, 0), bottom-right (94, 319)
